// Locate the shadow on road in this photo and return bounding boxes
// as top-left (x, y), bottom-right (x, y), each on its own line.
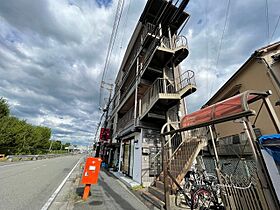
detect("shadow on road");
top-left (98, 176), bottom-right (138, 210)
top-left (76, 186), bottom-right (91, 197)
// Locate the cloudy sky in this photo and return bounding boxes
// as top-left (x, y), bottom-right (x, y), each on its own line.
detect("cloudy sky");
top-left (0, 0), bottom-right (279, 145)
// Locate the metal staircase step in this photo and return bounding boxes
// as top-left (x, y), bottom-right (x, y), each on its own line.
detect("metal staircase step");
top-left (141, 190), bottom-right (165, 209)
top-left (148, 186), bottom-right (165, 202)
top-left (179, 84), bottom-right (197, 98)
top-left (148, 186), bottom-right (165, 201)
top-left (155, 180), bottom-right (164, 191)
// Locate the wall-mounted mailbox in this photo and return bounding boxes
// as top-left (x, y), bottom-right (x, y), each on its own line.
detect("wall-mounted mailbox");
top-left (142, 147), bottom-right (150, 155)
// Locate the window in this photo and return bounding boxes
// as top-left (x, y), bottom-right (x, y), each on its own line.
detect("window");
top-left (232, 135), bottom-right (240, 144)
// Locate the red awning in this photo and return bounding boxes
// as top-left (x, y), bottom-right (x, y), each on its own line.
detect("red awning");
top-left (180, 91), bottom-right (268, 129)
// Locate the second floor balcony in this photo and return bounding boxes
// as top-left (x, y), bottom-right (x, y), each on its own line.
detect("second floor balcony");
top-left (139, 70), bottom-right (197, 121)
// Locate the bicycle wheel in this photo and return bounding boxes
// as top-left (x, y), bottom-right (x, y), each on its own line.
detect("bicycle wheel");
top-left (192, 188), bottom-right (212, 210)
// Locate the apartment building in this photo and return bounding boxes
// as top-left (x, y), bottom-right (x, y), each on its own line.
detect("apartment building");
top-left (106, 0), bottom-right (196, 186)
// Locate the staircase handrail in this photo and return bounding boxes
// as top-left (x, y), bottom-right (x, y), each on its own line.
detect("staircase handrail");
top-left (141, 78), bottom-right (176, 116)
top-left (167, 131), bottom-right (206, 162)
top-left (161, 36), bottom-right (171, 49)
top-left (150, 131), bottom-right (179, 165)
top-left (175, 35), bottom-right (188, 49)
top-left (161, 121), bottom-right (181, 134)
top-left (177, 70), bottom-right (196, 91)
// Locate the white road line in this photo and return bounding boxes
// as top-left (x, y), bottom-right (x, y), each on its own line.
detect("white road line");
top-left (41, 156), bottom-right (83, 210)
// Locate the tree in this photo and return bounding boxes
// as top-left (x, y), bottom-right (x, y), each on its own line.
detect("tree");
top-left (64, 142), bottom-right (71, 147)
top-left (52, 140), bottom-right (62, 150)
top-left (0, 98), bottom-right (52, 155)
top-left (0, 98), bottom-right (9, 118)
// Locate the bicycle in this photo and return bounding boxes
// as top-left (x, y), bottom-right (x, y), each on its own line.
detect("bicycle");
top-left (175, 170), bottom-right (195, 208)
top-left (191, 164), bottom-right (231, 210)
top-left (175, 169), bottom-right (218, 209)
top-left (192, 182), bottom-right (225, 210)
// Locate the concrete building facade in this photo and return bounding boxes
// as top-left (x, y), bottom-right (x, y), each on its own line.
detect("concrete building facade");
top-left (106, 0), bottom-right (196, 186)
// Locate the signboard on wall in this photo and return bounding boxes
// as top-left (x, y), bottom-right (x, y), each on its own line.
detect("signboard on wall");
top-left (100, 128), bottom-right (110, 142)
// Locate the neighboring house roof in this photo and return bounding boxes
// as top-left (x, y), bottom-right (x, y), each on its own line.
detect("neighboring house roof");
top-left (204, 41), bottom-right (280, 106)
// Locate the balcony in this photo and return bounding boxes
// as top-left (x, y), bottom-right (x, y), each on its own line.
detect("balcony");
top-left (117, 106), bottom-right (135, 132)
top-left (140, 70), bottom-right (197, 120)
top-left (177, 70), bottom-right (196, 98)
top-left (141, 22), bottom-right (158, 48)
top-left (119, 23), bottom-right (156, 86)
top-left (172, 35), bottom-right (189, 67)
top-left (141, 35), bottom-right (189, 78)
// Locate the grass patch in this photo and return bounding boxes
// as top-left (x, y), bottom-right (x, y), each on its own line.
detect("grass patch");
top-left (131, 185), bottom-right (144, 191)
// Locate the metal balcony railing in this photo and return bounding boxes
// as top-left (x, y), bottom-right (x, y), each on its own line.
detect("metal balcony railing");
top-left (174, 35), bottom-right (188, 49)
top-left (161, 36), bottom-right (171, 49)
top-left (177, 70), bottom-right (196, 90)
top-left (117, 106), bottom-right (134, 132)
top-left (142, 37), bottom-right (158, 69)
top-left (140, 71), bottom-right (196, 118)
top-left (119, 78), bottom-right (135, 103)
top-left (125, 38), bottom-right (141, 73)
top-left (141, 22), bottom-right (156, 44)
top-left (140, 78), bottom-right (176, 116)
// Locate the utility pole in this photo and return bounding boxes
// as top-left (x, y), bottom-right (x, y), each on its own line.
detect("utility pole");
top-left (48, 140), bottom-right (53, 152)
top-left (95, 82), bottom-right (113, 158)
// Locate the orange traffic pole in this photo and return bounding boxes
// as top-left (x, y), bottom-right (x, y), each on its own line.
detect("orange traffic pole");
top-left (82, 184), bottom-right (91, 200)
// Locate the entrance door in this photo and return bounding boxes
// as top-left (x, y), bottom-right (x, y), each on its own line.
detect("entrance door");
top-left (123, 141), bottom-right (130, 174)
top-left (129, 141), bottom-right (134, 177)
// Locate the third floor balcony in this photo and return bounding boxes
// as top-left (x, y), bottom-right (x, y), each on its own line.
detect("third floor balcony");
top-left (140, 35), bottom-right (189, 79)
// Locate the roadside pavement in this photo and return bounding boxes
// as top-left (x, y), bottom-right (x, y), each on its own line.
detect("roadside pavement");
top-left (73, 170), bottom-right (150, 210)
top-left (48, 156), bottom-right (153, 210)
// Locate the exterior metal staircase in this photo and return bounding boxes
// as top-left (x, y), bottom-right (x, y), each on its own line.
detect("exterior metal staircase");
top-left (141, 131), bottom-right (207, 209)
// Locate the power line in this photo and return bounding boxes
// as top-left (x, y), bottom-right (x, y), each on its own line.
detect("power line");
top-left (205, 0), bottom-right (210, 99)
top-left (118, 0), bottom-right (131, 65)
top-left (270, 15), bottom-right (280, 43)
top-left (99, 0), bottom-right (124, 108)
top-left (209, 0), bottom-right (231, 97)
top-left (265, 0), bottom-right (270, 45)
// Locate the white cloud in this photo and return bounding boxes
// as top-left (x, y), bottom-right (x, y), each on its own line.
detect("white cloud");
top-left (0, 0), bottom-right (279, 144)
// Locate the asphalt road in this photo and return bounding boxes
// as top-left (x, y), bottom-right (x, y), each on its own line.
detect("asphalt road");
top-left (0, 154), bottom-right (82, 210)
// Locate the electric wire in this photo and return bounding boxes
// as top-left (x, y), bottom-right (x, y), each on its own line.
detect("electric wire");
top-left (112, 0), bottom-right (131, 89)
top-left (105, 1), bottom-right (124, 82)
top-left (205, 0), bottom-right (210, 99)
top-left (120, 0), bottom-right (131, 49)
top-left (265, 0), bottom-right (270, 45)
top-left (209, 0), bottom-right (231, 97)
top-left (99, 0), bottom-right (124, 109)
top-left (270, 15), bottom-right (280, 43)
